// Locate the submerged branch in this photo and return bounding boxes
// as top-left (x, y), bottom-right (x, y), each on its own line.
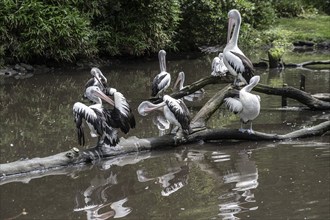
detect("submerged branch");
top-left (284, 60), bottom-right (330, 68)
top-left (254, 83), bottom-right (330, 110)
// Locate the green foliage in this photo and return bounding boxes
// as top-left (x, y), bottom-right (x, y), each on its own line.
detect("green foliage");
top-left (0, 0), bottom-right (97, 63)
top-left (93, 0), bottom-right (181, 56)
top-left (273, 0), bottom-right (305, 17)
top-left (175, 0), bottom-right (226, 51)
top-left (0, 0), bottom-right (327, 64)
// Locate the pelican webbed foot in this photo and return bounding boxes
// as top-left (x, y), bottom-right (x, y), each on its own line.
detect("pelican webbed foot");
top-left (238, 128), bottom-right (255, 134)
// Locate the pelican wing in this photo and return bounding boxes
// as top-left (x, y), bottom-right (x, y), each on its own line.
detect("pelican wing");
top-left (152, 72), bottom-right (171, 96)
top-left (73, 102), bottom-right (103, 145)
top-left (230, 51), bottom-right (254, 82)
top-left (103, 125), bottom-right (119, 146)
top-left (112, 92), bottom-right (136, 133)
top-left (224, 97), bottom-right (243, 114)
top-left (165, 98), bottom-right (191, 133)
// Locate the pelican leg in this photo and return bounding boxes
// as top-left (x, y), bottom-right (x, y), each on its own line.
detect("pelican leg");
top-left (171, 126), bottom-right (179, 134)
top-left (238, 121), bottom-right (246, 133)
top-left (247, 122), bottom-right (255, 134)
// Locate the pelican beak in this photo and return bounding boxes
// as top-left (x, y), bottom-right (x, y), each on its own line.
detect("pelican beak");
top-left (138, 101), bottom-right (165, 116)
top-left (173, 75), bottom-right (181, 90)
top-left (93, 89), bottom-right (114, 106)
top-left (95, 76), bottom-right (105, 90)
top-left (227, 17), bottom-right (234, 43)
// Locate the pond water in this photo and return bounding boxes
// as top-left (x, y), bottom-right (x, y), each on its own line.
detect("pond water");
top-left (0, 50), bottom-right (329, 220)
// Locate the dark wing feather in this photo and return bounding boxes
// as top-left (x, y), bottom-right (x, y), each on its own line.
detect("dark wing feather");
top-left (84, 78), bottom-right (95, 88)
top-left (165, 98), bottom-right (191, 134)
top-left (152, 74), bottom-right (167, 96)
top-left (230, 51), bottom-right (254, 82)
top-left (103, 125), bottom-right (119, 146)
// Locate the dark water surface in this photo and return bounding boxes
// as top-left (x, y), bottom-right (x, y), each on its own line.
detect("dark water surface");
top-left (1, 51), bottom-right (329, 219)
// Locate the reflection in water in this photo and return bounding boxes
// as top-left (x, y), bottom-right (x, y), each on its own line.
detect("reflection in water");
top-left (73, 153), bottom-right (152, 219)
top-left (185, 148), bottom-right (259, 220)
top-left (137, 165), bottom-right (189, 197)
top-left (218, 151), bottom-right (259, 219)
top-left (74, 172), bottom-right (132, 219)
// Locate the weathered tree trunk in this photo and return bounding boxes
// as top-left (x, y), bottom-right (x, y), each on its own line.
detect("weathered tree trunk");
top-left (284, 60), bottom-right (330, 68)
top-left (1, 121), bottom-right (329, 178)
top-left (254, 83), bottom-right (330, 110)
top-left (268, 50), bottom-right (282, 68)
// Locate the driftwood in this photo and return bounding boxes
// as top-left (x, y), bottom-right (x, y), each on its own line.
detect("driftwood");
top-left (1, 73), bottom-right (330, 179)
top-left (284, 60), bottom-right (330, 68)
top-left (1, 121), bottom-right (329, 178)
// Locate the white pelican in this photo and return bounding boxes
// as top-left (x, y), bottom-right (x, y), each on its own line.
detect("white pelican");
top-left (73, 86), bottom-right (119, 148)
top-left (224, 75), bottom-right (261, 133)
top-left (173, 71), bottom-right (204, 101)
top-left (211, 53), bottom-right (228, 76)
top-left (138, 95), bottom-right (191, 137)
top-left (223, 9), bottom-right (254, 85)
top-left (85, 67), bottom-right (108, 89)
top-left (151, 50), bottom-right (171, 97)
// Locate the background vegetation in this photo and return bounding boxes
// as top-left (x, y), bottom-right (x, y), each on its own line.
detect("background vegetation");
top-left (0, 0), bottom-right (329, 64)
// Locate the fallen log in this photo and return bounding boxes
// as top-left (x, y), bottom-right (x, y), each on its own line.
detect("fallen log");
top-left (254, 83), bottom-right (330, 110)
top-left (284, 60), bottom-right (330, 68)
top-left (164, 75), bottom-right (330, 110)
top-left (1, 121), bottom-right (329, 178)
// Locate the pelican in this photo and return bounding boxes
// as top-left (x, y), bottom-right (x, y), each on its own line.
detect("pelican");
top-left (73, 86), bottom-right (119, 148)
top-left (85, 72), bottom-right (136, 135)
top-left (103, 87), bottom-right (136, 134)
top-left (224, 75), bottom-right (261, 134)
top-left (223, 9), bottom-right (254, 85)
top-left (85, 67), bottom-right (108, 89)
top-left (211, 53), bottom-right (228, 76)
top-left (173, 71), bottom-right (204, 101)
top-left (151, 50), bottom-right (171, 97)
top-left (138, 95), bottom-right (191, 137)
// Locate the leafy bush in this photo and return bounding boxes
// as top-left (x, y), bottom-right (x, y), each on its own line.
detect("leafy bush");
top-left (92, 0), bottom-right (181, 56)
top-left (0, 0), bottom-right (325, 64)
top-left (175, 0), bottom-right (227, 51)
top-left (0, 0), bottom-right (97, 63)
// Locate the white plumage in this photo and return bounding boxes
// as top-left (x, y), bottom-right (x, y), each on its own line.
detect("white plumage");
top-left (211, 53), bottom-right (228, 76)
top-left (138, 95), bottom-right (191, 136)
top-left (224, 75), bottom-right (261, 133)
top-left (223, 9), bottom-right (254, 85)
top-left (152, 50), bottom-right (171, 97)
top-left (173, 71), bottom-right (204, 101)
top-left (73, 87), bottom-right (119, 148)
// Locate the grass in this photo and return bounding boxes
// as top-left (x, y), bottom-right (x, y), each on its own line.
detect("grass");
top-left (272, 15), bottom-right (330, 43)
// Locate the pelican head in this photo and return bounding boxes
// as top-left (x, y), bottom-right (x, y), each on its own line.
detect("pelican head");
top-left (85, 86), bottom-right (114, 105)
top-left (249, 75), bottom-right (260, 85)
top-left (158, 50), bottom-right (167, 72)
top-left (173, 71), bottom-right (185, 90)
top-left (218, 53), bottom-right (224, 59)
top-left (227, 9), bottom-right (241, 43)
top-left (91, 67), bottom-right (107, 84)
top-left (243, 75), bottom-right (260, 93)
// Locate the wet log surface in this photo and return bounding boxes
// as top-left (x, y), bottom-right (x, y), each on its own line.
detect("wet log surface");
top-left (1, 73), bottom-right (330, 179)
top-left (284, 60), bottom-right (330, 68)
top-left (1, 121), bottom-right (329, 179)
